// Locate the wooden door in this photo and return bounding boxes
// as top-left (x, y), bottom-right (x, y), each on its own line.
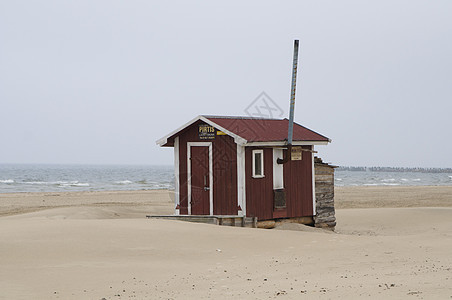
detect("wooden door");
top-left (190, 146), bottom-right (210, 215)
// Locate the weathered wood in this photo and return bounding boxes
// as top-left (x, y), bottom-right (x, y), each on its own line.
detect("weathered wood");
top-left (148, 215), bottom-right (256, 228)
top-left (314, 215), bottom-right (336, 223)
top-left (315, 221), bottom-right (336, 230)
top-left (315, 174), bottom-right (334, 182)
top-left (314, 157), bottom-right (336, 230)
top-left (276, 217), bottom-right (314, 226)
top-left (257, 220), bottom-right (276, 229)
top-left (316, 193), bottom-right (334, 200)
top-left (315, 207), bottom-right (335, 215)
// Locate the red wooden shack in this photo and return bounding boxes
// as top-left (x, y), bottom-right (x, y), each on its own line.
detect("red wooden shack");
top-left (157, 115), bottom-right (330, 221)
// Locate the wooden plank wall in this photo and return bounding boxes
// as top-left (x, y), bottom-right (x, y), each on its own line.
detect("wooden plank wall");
top-left (314, 159), bottom-right (336, 229)
top-left (212, 134), bottom-right (238, 215)
top-left (175, 120), bottom-right (314, 219)
top-left (177, 120), bottom-right (238, 215)
top-left (283, 145), bottom-right (314, 218)
top-left (245, 145), bottom-right (313, 221)
top-left (245, 147), bottom-right (274, 220)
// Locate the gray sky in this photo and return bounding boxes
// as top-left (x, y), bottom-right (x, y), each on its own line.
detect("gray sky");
top-left (1, 1), bottom-right (451, 167)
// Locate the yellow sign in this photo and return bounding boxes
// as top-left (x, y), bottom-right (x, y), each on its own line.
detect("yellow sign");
top-left (216, 131), bottom-right (227, 135)
top-left (199, 124), bottom-right (215, 140)
top-left (291, 146), bottom-right (303, 161)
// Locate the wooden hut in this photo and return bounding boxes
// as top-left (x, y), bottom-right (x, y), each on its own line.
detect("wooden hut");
top-left (157, 115), bottom-right (331, 222)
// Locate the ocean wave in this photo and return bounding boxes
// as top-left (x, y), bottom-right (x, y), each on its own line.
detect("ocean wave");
top-left (115, 180), bottom-right (133, 185)
top-left (0, 179), bottom-right (14, 184)
top-left (23, 181), bottom-right (66, 185)
top-left (23, 181), bottom-right (52, 185)
top-left (363, 183), bottom-right (400, 186)
top-left (22, 180), bottom-right (90, 187)
top-left (381, 178), bottom-right (396, 182)
top-left (154, 183), bottom-right (172, 188)
top-left (60, 182), bottom-right (90, 187)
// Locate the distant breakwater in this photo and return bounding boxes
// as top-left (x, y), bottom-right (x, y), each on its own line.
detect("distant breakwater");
top-left (338, 166), bottom-right (452, 173)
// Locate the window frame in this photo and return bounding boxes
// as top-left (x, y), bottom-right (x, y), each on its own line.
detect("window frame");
top-left (252, 149), bottom-right (265, 178)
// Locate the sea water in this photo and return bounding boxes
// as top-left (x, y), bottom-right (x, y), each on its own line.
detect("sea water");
top-left (0, 164), bottom-right (451, 193)
top-left (334, 170), bottom-right (452, 187)
top-left (0, 164), bottom-right (174, 193)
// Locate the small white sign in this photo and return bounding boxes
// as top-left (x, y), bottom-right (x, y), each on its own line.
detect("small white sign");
top-left (291, 147), bottom-right (303, 161)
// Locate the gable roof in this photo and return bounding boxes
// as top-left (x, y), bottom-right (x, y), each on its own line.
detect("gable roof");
top-left (156, 115), bottom-right (330, 147)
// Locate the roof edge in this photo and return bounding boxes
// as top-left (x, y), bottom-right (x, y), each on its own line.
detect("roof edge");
top-left (202, 115), bottom-right (283, 121)
top-left (292, 120), bottom-right (331, 143)
top-left (156, 115), bottom-right (331, 147)
top-left (156, 115), bottom-right (248, 147)
top-left (156, 115), bottom-right (201, 146)
top-left (245, 141), bottom-right (329, 146)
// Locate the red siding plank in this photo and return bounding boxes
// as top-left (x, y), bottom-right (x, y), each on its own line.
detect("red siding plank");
top-left (212, 135), bottom-right (237, 215)
top-left (177, 120), bottom-right (238, 216)
top-left (245, 147), bottom-right (274, 220)
top-left (284, 146), bottom-right (313, 218)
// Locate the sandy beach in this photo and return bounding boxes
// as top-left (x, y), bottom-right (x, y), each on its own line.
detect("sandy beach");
top-left (1, 187), bottom-right (451, 299)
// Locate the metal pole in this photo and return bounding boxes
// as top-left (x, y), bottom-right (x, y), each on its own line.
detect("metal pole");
top-left (277, 40), bottom-right (300, 165)
top-left (287, 39), bottom-right (299, 145)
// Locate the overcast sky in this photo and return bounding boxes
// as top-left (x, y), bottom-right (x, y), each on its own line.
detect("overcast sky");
top-left (1, 1), bottom-right (451, 167)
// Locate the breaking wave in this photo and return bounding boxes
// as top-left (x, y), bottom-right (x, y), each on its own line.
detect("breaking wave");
top-left (0, 179), bottom-right (14, 184)
top-left (115, 180), bottom-right (133, 185)
top-left (22, 180), bottom-right (90, 187)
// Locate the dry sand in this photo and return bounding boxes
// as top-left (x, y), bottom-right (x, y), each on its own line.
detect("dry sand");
top-left (0, 187), bottom-right (451, 299)
top-left (0, 189), bottom-right (174, 217)
top-left (335, 186), bottom-right (452, 209)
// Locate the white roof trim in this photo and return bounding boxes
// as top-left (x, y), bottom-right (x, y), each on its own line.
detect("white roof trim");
top-left (156, 115), bottom-right (247, 146)
top-left (199, 116), bottom-right (247, 145)
top-left (156, 115), bottom-right (331, 147)
top-left (156, 115), bottom-right (201, 146)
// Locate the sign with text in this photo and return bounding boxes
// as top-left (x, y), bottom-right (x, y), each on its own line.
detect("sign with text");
top-left (291, 146), bottom-right (303, 161)
top-left (199, 124), bottom-right (216, 140)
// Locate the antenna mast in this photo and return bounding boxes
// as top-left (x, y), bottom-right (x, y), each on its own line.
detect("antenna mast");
top-left (287, 39), bottom-right (299, 145)
top-left (277, 39), bottom-right (300, 164)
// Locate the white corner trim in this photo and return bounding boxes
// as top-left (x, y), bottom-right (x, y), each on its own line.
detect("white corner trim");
top-left (209, 143), bottom-right (213, 215)
top-left (187, 142), bottom-right (213, 216)
top-left (174, 136), bottom-right (180, 215)
top-left (311, 147), bottom-right (316, 216)
top-left (237, 144), bottom-right (246, 216)
top-left (273, 148), bottom-right (284, 189)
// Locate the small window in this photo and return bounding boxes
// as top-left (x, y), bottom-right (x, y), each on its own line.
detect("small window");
top-left (252, 149), bottom-right (264, 178)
